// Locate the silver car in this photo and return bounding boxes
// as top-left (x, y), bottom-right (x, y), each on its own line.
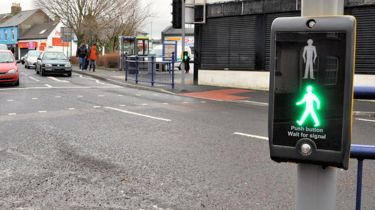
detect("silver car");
top-left (25, 50), bottom-right (41, 69)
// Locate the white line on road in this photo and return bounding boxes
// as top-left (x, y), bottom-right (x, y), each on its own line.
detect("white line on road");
top-left (356, 118), bottom-right (375, 123)
top-left (38, 111), bottom-right (47, 113)
top-left (28, 76), bottom-right (40, 82)
top-left (98, 95), bottom-right (105, 97)
top-left (77, 95), bottom-right (83, 98)
top-left (233, 132), bottom-right (269, 141)
top-left (0, 86), bottom-right (121, 91)
top-left (117, 94), bottom-right (123, 97)
top-left (55, 96), bottom-right (62, 98)
top-left (136, 94), bottom-right (142, 97)
top-left (183, 102), bottom-right (190, 104)
top-left (105, 107), bottom-right (171, 122)
top-left (119, 105), bottom-right (127, 107)
top-left (93, 106), bottom-right (101, 108)
top-left (162, 103), bottom-right (169, 105)
top-left (357, 99), bottom-right (375, 103)
top-left (8, 113), bottom-right (16, 116)
top-left (7, 99), bottom-right (14, 102)
top-left (32, 98), bottom-right (38, 100)
top-left (141, 104), bottom-right (148, 106)
top-left (240, 100), bottom-right (269, 107)
top-left (95, 79), bottom-right (106, 85)
top-left (68, 108), bottom-right (75, 110)
top-left (48, 77), bottom-right (70, 83)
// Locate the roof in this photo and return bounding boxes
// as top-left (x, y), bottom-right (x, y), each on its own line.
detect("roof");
top-left (0, 9), bottom-right (40, 27)
top-left (162, 25), bottom-right (194, 36)
top-left (0, 13), bottom-right (12, 24)
top-left (19, 22), bottom-right (58, 40)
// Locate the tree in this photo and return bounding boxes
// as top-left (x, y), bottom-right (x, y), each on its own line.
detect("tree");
top-left (34, 0), bottom-right (149, 51)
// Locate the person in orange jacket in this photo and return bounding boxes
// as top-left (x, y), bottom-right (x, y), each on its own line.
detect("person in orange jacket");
top-left (88, 43), bottom-right (98, 72)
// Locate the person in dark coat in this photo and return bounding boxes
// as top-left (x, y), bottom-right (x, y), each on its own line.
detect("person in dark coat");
top-left (76, 44), bottom-right (88, 70)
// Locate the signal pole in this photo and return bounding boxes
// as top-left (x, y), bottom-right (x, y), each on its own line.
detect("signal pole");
top-left (181, 0), bottom-right (186, 89)
top-left (296, 1), bottom-right (344, 210)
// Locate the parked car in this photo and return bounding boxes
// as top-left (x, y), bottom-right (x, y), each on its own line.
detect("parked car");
top-left (36, 51), bottom-right (72, 77)
top-left (24, 50), bottom-right (41, 69)
top-left (0, 50), bottom-right (19, 86)
top-left (0, 44), bottom-right (8, 50)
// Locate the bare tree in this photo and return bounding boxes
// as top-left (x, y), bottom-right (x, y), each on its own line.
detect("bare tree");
top-left (34, 0), bottom-right (150, 51)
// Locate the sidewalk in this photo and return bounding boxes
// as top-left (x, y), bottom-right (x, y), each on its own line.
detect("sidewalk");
top-left (72, 66), bottom-right (269, 103)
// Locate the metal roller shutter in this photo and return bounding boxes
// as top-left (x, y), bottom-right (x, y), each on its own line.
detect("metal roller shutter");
top-left (350, 7), bottom-right (375, 73)
top-left (200, 15), bottom-right (257, 70)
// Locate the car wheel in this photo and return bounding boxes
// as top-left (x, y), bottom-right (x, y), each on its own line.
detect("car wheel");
top-left (67, 72), bottom-right (72, 77)
top-left (14, 79), bottom-right (19, 86)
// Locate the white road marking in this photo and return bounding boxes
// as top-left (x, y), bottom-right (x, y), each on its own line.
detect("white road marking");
top-left (162, 103), bottom-right (169, 105)
top-left (68, 108), bottom-right (75, 110)
top-left (77, 95), bottom-right (83, 98)
top-left (8, 113), bottom-right (16, 116)
top-left (117, 94), bottom-right (123, 97)
top-left (354, 111), bottom-right (375, 115)
top-left (233, 132), bottom-right (269, 141)
top-left (105, 107), bottom-right (171, 122)
top-left (119, 105), bottom-right (127, 107)
top-left (141, 104), bottom-right (148, 106)
top-left (183, 102), bottom-right (190, 104)
top-left (38, 111), bottom-right (47, 113)
top-left (55, 96), bottom-right (62, 98)
top-left (95, 79), bottom-right (106, 85)
top-left (32, 98), bottom-right (38, 100)
top-left (136, 94), bottom-right (142, 97)
top-left (357, 99), bottom-right (375, 103)
top-left (48, 77), bottom-right (70, 83)
top-left (98, 95), bottom-right (105, 97)
top-left (356, 118), bottom-right (375, 123)
top-left (93, 106), bottom-right (101, 108)
top-left (240, 100), bottom-right (269, 107)
top-left (28, 76), bottom-right (40, 82)
top-left (0, 86), bottom-right (120, 91)
top-left (7, 99), bottom-right (14, 102)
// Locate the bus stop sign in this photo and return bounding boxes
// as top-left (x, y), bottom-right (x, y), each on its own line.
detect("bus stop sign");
top-left (268, 16), bottom-right (356, 169)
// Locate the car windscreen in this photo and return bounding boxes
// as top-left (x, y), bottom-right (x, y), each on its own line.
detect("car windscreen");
top-left (0, 52), bottom-right (14, 63)
top-left (0, 45), bottom-right (8, 50)
top-left (28, 51), bottom-right (41, 57)
top-left (43, 52), bottom-right (67, 60)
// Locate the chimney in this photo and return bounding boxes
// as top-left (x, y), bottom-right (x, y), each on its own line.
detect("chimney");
top-left (11, 3), bottom-right (22, 15)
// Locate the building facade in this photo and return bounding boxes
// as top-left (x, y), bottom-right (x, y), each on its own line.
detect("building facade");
top-left (194, 0), bottom-right (375, 89)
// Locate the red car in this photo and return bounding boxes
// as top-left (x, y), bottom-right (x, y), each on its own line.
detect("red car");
top-left (0, 50), bottom-right (19, 86)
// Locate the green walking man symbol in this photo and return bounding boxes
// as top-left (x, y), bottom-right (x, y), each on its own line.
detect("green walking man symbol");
top-left (296, 85), bottom-right (321, 127)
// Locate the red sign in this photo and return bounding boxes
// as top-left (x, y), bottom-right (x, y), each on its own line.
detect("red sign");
top-left (52, 37), bottom-right (69, 47)
top-left (18, 41), bottom-right (38, 49)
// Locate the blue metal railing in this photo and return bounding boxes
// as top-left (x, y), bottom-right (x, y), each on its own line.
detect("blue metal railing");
top-left (122, 52), bottom-right (175, 88)
top-left (354, 86), bottom-right (375, 99)
top-left (350, 144), bottom-right (375, 210)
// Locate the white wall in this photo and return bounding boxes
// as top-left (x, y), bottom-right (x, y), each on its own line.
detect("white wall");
top-left (199, 70), bottom-right (375, 90)
top-left (46, 22), bottom-right (77, 57)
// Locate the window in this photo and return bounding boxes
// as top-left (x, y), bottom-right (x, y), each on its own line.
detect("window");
top-left (4, 31), bottom-right (8, 40)
top-left (12, 30), bottom-right (15, 40)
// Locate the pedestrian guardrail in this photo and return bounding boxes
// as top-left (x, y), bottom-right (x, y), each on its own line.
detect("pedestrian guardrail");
top-left (350, 144), bottom-right (375, 210)
top-left (122, 53), bottom-right (175, 88)
top-left (354, 86), bottom-right (375, 100)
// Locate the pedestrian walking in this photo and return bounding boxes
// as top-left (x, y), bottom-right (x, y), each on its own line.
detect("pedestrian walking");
top-left (76, 44), bottom-right (88, 70)
top-left (88, 43), bottom-right (98, 72)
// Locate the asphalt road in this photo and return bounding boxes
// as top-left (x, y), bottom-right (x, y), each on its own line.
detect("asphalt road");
top-left (0, 64), bottom-right (374, 210)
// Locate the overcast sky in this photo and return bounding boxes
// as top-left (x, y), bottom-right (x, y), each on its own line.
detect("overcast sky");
top-left (0, 0), bottom-right (172, 39)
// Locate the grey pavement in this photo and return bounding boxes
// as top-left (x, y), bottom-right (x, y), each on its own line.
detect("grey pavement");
top-left (0, 64), bottom-right (374, 209)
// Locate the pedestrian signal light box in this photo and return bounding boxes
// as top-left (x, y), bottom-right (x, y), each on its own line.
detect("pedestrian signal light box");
top-left (268, 16), bottom-right (356, 169)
